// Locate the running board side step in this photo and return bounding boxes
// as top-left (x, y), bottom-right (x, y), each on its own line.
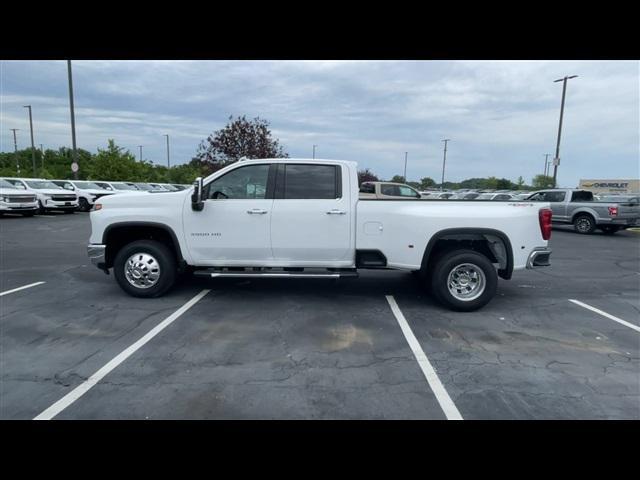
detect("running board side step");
top-left (193, 268), bottom-right (358, 279)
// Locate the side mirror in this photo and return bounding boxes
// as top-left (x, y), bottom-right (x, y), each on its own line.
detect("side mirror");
top-left (191, 177), bottom-right (204, 211)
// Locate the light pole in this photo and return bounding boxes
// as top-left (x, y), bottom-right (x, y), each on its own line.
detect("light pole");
top-left (403, 152), bottom-right (408, 182)
top-left (23, 105), bottom-right (36, 176)
top-left (138, 145), bottom-right (143, 162)
top-left (312, 144), bottom-right (317, 159)
top-left (10, 128), bottom-right (20, 175)
top-left (440, 139), bottom-right (450, 191)
top-left (67, 60), bottom-right (79, 180)
top-left (552, 75), bottom-right (578, 188)
top-left (543, 153), bottom-right (551, 177)
top-left (40, 144), bottom-right (45, 169)
top-left (163, 134), bottom-right (170, 167)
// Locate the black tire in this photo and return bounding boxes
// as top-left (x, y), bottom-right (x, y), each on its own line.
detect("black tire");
top-left (573, 214), bottom-right (596, 234)
top-left (36, 200), bottom-right (44, 215)
top-left (600, 225), bottom-right (620, 235)
top-left (78, 198), bottom-right (90, 212)
top-left (429, 249), bottom-right (498, 312)
top-left (113, 240), bottom-right (177, 298)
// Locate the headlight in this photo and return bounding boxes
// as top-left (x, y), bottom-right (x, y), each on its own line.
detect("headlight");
top-left (93, 203), bottom-right (103, 211)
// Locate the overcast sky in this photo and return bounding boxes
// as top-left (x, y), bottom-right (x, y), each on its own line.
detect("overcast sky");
top-left (1, 60), bottom-right (638, 186)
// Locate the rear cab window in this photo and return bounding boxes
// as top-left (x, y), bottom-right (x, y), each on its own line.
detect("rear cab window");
top-left (359, 182), bottom-right (375, 194)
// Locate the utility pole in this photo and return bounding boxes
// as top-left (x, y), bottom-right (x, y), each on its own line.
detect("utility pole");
top-left (403, 152), bottom-right (408, 181)
top-left (138, 145), bottom-right (143, 162)
top-left (67, 60), bottom-right (79, 180)
top-left (312, 144), bottom-right (317, 159)
top-left (23, 105), bottom-right (36, 176)
top-left (440, 139), bottom-right (450, 191)
top-left (10, 128), bottom-right (20, 175)
top-left (552, 75), bottom-right (578, 188)
top-left (163, 134), bottom-right (170, 167)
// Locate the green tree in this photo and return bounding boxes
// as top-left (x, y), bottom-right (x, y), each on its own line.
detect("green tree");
top-left (357, 168), bottom-right (379, 185)
top-left (87, 140), bottom-right (140, 181)
top-left (516, 176), bottom-right (525, 189)
top-left (496, 178), bottom-right (515, 190)
top-left (419, 177), bottom-right (436, 190)
top-left (195, 115), bottom-right (288, 175)
top-left (390, 175), bottom-right (406, 183)
top-left (532, 174), bottom-right (554, 189)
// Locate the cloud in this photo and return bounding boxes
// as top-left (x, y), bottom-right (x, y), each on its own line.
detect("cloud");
top-left (1, 60), bottom-right (638, 186)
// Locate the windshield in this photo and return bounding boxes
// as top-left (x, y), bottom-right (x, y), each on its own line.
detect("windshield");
top-left (134, 183), bottom-right (154, 191)
top-left (73, 181), bottom-right (102, 190)
top-left (160, 184), bottom-right (178, 191)
top-left (0, 179), bottom-right (18, 189)
top-left (476, 193), bottom-right (494, 200)
top-left (25, 180), bottom-right (63, 190)
top-left (112, 183), bottom-right (138, 191)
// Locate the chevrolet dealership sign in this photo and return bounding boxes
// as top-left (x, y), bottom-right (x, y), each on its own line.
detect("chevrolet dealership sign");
top-left (579, 179), bottom-right (640, 194)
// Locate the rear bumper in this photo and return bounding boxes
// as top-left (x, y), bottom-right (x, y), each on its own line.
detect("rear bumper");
top-left (526, 247), bottom-right (551, 269)
top-left (88, 244), bottom-right (107, 270)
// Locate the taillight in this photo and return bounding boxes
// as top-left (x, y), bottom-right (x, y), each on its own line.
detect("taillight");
top-left (608, 206), bottom-right (618, 216)
top-left (539, 208), bottom-right (552, 240)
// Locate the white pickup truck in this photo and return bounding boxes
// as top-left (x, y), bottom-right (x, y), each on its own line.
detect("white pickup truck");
top-left (88, 159), bottom-right (552, 311)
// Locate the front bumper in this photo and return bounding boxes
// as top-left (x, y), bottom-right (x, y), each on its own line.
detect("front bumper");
top-left (88, 244), bottom-right (107, 270)
top-left (526, 247), bottom-right (552, 268)
top-left (0, 202), bottom-right (38, 211)
top-left (44, 199), bottom-right (79, 210)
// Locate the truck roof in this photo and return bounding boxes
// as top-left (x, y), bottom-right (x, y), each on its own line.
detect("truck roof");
top-left (237, 158), bottom-right (358, 168)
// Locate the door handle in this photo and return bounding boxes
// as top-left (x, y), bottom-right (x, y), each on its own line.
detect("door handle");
top-left (247, 209), bottom-right (268, 215)
top-left (326, 209), bottom-right (346, 215)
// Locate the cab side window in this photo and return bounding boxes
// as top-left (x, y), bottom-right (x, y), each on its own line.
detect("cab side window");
top-left (546, 192), bottom-right (566, 202)
top-left (380, 184), bottom-right (397, 196)
top-left (206, 164), bottom-right (270, 200)
top-left (282, 164), bottom-right (339, 199)
top-left (398, 186), bottom-right (420, 198)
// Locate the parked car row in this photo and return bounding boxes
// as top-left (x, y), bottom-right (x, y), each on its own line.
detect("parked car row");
top-left (358, 182), bottom-right (532, 201)
top-left (0, 177), bottom-right (190, 216)
top-left (357, 182), bottom-right (640, 235)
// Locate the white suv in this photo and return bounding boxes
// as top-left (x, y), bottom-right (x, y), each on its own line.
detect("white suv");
top-left (51, 180), bottom-right (116, 212)
top-left (1, 178), bottom-right (78, 214)
top-left (0, 178), bottom-right (38, 216)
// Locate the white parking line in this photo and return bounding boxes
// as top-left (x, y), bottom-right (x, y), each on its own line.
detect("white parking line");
top-left (569, 299), bottom-right (640, 334)
top-left (0, 281), bottom-right (46, 297)
top-left (34, 289), bottom-right (211, 420)
top-left (385, 295), bottom-right (463, 420)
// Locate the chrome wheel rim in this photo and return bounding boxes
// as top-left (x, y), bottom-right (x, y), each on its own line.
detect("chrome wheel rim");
top-left (447, 263), bottom-right (486, 301)
top-left (124, 252), bottom-right (161, 289)
top-left (577, 218), bottom-right (591, 232)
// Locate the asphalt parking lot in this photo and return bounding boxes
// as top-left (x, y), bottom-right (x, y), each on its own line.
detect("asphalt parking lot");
top-left (1, 212), bottom-right (639, 419)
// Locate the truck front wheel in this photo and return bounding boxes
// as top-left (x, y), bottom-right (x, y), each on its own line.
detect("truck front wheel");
top-left (429, 249), bottom-right (497, 312)
top-left (113, 240), bottom-right (177, 298)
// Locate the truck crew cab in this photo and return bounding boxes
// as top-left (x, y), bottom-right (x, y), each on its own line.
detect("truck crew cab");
top-left (88, 159), bottom-right (552, 311)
